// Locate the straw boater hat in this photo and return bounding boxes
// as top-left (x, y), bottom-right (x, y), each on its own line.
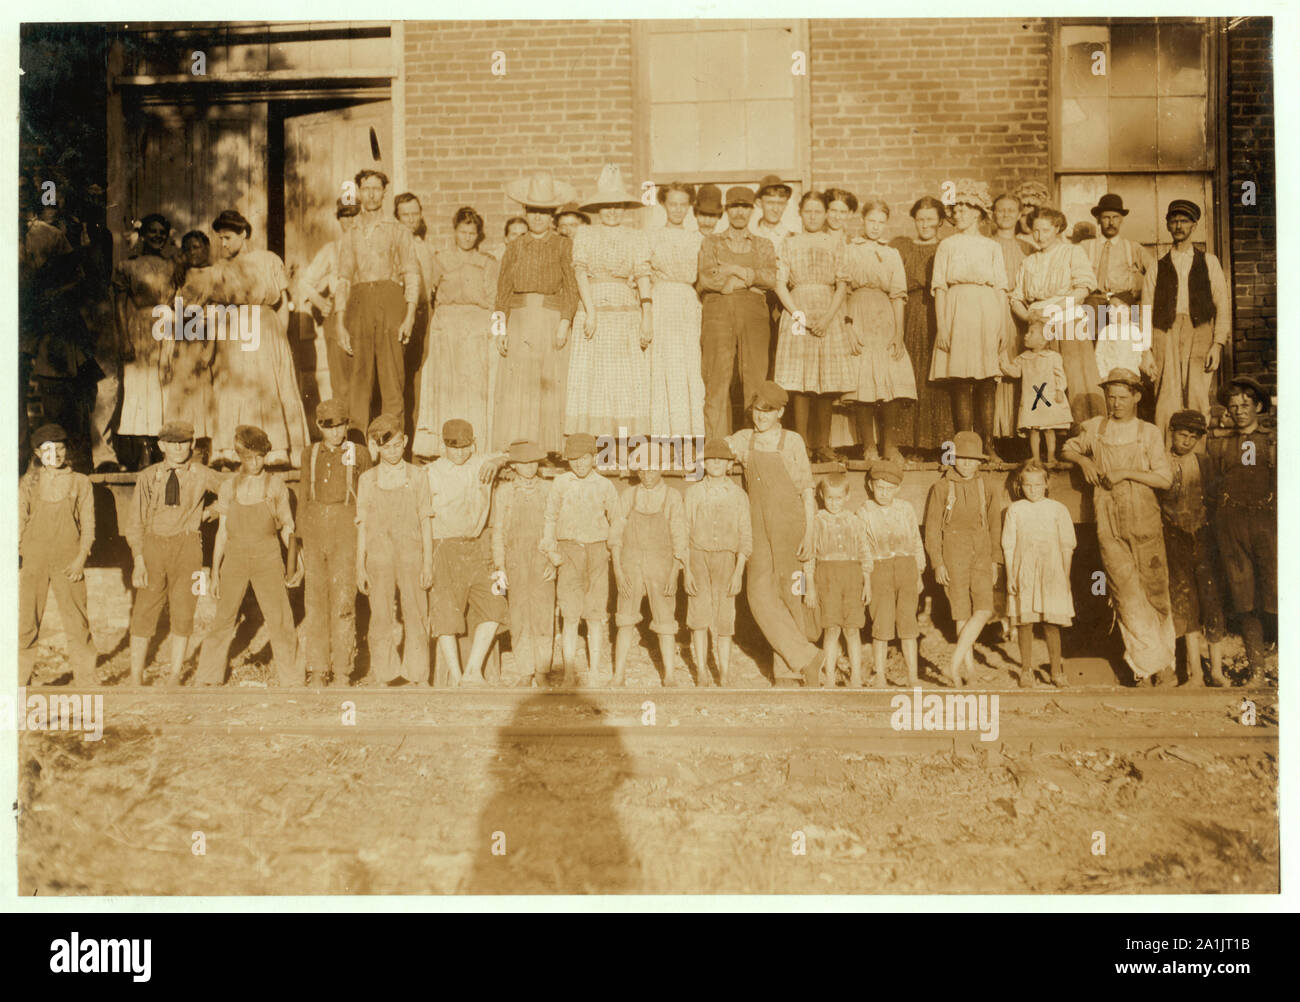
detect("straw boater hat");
top-left (580, 164), bottom-right (642, 211)
top-left (506, 171), bottom-right (578, 209)
top-left (948, 179), bottom-right (993, 219)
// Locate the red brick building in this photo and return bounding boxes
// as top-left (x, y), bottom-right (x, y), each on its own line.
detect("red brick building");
top-left (103, 17), bottom-right (1275, 379)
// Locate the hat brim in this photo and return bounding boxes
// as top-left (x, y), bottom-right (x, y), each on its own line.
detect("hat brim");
top-left (757, 185), bottom-right (792, 198)
top-left (505, 179), bottom-right (578, 208)
top-left (1220, 383), bottom-right (1270, 412)
top-left (1091, 206), bottom-right (1129, 218)
top-left (954, 452), bottom-right (986, 461)
top-left (1099, 377), bottom-right (1143, 391)
top-left (580, 199), bottom-right (643, 212)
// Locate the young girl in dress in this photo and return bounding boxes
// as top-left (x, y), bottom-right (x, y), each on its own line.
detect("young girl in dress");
top-left (1001, 460), bottom-right (1076, 688)
top-left (1001, 320), bottom-right (1070, 465)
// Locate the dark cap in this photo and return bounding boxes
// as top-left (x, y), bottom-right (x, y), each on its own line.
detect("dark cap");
top-left (870, 459), bottom-right (904, 485)
top-left (695, 184), bottom-right (723, 216)
top-left (1090, 193), bottom-right (1130, 218)
top-left (1220, 375), bottom-right (1270, 413)
top-left (564, 433), bottom-right (598, 459)
top-left (212, 209), bottom-right (253, 237)
top-left (366, 414), bottom-right (404, 445)
top-left (158, 420), bottom-right (196, 443)
top-left (315, 399), bottom-right (349, 427)
top-left (335, 198), bottom-right (360, 219)
top-left (750, 380), bottom-right (788, 411)
top-left (508, 440), bottom-right (547, 464)
top-left (1169, 409), bottom-right (1208, 435)
top-left (725, 186), bottom-right (755, 208)
top-left (756, 174), bottom-right (792, 198)
top-left (234, 425), bottom-right (272, 455)
top-left (442, 418), bottom-right (474, 448)
top-left (30, 423), bottom-right (66, 449)
top-left (1165, 199), bottom-right (1201, 223)
top-left (702, 438), bottom-right (734, 460)
top-left (951, 430), bottom-right (986, 461)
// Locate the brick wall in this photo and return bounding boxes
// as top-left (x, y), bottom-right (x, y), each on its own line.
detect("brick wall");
top-left (403, 20), bottom-right (635, 251)
top-left (808, 18), bottom-right (1051, 241)
top-left (1226, 16), bottom-right (1276, 384)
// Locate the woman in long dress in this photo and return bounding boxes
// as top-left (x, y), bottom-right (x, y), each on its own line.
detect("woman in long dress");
top-left (841, 197), bottom-right (914, 463)
top-left (566, 165), bottom-right (652, 439)
top-left (413, 206), bottom-right (498, 456)
top-left (206, 209), bottom-right (311, 468)
top-left (646, 182), bottom-right (705, 441)
top-left (891, 196), bottom-right (953, 454)
top-left (163, 230), bottom-right (217, 443)
top-left (112, 212), bottom-right (174, 463)
top-left (991, 192), bottom-right (1028, 447)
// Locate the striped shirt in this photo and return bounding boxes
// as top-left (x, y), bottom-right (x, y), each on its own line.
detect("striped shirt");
top-left (494, 230), bottom-right (579, 321)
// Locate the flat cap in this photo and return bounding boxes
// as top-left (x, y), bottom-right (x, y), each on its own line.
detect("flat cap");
top-left (30, 423), bottom-right (66, 449)
top-left (1220, 375), bottom-right (1270, 413)
top-left (1165, 199), bottom-right (1201, 223)
top-left (234, 425), bottom-right (272, 455)
top-left (564, 433), bottom-right (598, 459)
top-left (1169, 409), bottom-right (1208, 435)
top-left (702, 438), bottom-right (734, 460)
top-left (508, 440), bottom-right (547, 464)
top-left (158, 420), bottom-right (196, 442)
top-left (1099, 367), bottom-right (1143, 391)
top-left (751, 380), bottom-right (788, 411)
top-left (366, 414), bottom-right (404, 445)
top-left (315, 399), bottom-right (349, 427)
top-left (869, 459), bottom-right (904, 485)
top-left (951, 430), bottom-right (986, 461)
top-left (725, 186), bottom-right (755, 207)
top-left (442, 418), bottom-right (474, 448)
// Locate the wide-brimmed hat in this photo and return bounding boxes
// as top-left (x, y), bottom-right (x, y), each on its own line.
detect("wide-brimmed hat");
top-left (212, 209), bottom-right (252, 238)
top-left (506, 171), bottom-right (578, 209)
top-left (756, 174), bottom-right (792, 198)
top-left (1219, 375), bottom-right (1270, 413)
top-left (1099, 367), bottom-right (1143, 392)
top-left (580, 165), bottom-right (642, 211)
top-left (1091, 193), bottom-right (1130, 218)
top-left (947, 179), bottom-right (993, 218)
top-left (555, 201), bottom-right (589, 221)
top-left (694, 184), bottom-right (723, 216)
top-left (951, 431), bottom-right (986, 461)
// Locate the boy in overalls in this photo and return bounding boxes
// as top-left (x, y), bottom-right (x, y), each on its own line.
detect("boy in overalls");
top-left (356, 414), bottom-right (434, 685)
top-left (19, 423), bottom-right (97, 685)
top-left (492, 439), bottom-right (556, 687)
top-left (195, 425), bottom-right (302, 685)
top-left (611, 457), bottom-right (688, 687)
top-left (298, 398), bottom-right (371, 686)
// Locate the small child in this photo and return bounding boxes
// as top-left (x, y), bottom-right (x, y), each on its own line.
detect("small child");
top-left (611, 457), bottom-right (688, 687)
top-left (298, 398), bottom-right (371, 687)
top-left (426, 418), bottom-right (510, 687)
top-left (1207, 376), bottom-right (1276, 685)
top-left (492, 440), bottom-right (556, 687)
top-left (805, 472), bottom-right (872, 687)
top-left (857, 459), bottom-right (925, 687)
top-left (1162, 409), bottom-right (1227, 686)
top-left (541, 432), bottom-right (619, 687)
top-left (1001, 460), bottom-right (1076, 688)
top-left (19, 423), bottom-right (97, 685)
top-left (195, 425), bottom-right (303, 686)
top-left (1001, 320), bottom-right (1070, 465)
top-left (923, 431), bottom-right (1003, 687)
top-left (683, 439), bottom-right (751, 688)
top-left (355, 415), bottom-right (434, 685)
top-left (125, 419), bottom-right (226, 685)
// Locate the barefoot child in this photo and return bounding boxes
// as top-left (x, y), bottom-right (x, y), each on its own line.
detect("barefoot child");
top-left (195, 425), bottom-right (303, 686)
top-left (355, 415), bottom-right (434, 685)
top-left (1162, 409), bottom-right (1227, 686)
top-left (298, 398), bottom-right (371, 687)
top-left (805, 472), bottom-right (872, 686)
top-left (858, 459), bottom-right (925, 686)
top-left (426, 418), bottom-right (510, 686)
top-left (1001, 320), bottom-right (1069, 464)
top-left (493, 440), bottom-right (557, 687)
top-left (19, 424), bottom-right (97, 685)
top-left (125, 420), bottom-right (226, 685)
top-left (611, 457), bottom-right (688, 687)
top-left (542, 432), bottom-right (619, 686)
top-left (923, 431), bottom-right (1003, 686)
top-left (683, 439), bottom-right (751, 687)
top-left (1001, 460), bottom-right (1076, 688)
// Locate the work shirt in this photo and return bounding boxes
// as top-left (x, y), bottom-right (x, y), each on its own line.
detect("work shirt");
top-left (542, 470), bottom-right (620, 550)
top-left (495, 230), bottom-right (579, 321)
top-left (1162, 451), bottom-right (1212, 533)
top-left (812, 508), bottom-right (872, 567)
top-left (18, 466), bottom-right (95, 561)
top-left (698, 230), bottom-right (778, 294)
top-left (858, 498), bottom-right (926, 567)
top-left (922, 470), bottom-right (1003, 570)
top-left (684, 478), bottom-right (753, 556)
top-left (725, 428), bottom-right (815, 495)
top-left (426, 454), bottom-right (495, 539)
top-left (1081, 236), bottom-right (1153, 301)
top-left (126, 460), bottom-right (226, 553)
top-left (213, 474), bottom-right (294, 533)
top-left (1207, 428), bottom-right (1276, 510)
top-left (337, 213), bottom-right (421, 305)
top-left (299, 441), bottom-right (372, 505)
top-left (490, 476), bottom-right (551, 568)
top-left (609, 482), bottom-right (689, 563)
top-left (1140, 246), bottom-right (1231, 343)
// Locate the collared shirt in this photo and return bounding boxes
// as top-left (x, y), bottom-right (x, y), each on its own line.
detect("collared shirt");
top-left (1140, 246), bottom-right (1231, 343)
top-left (426, 454), bottom-right (495, 539)
top-left (858, 498), bottom-right (926, 567)
top-left (542, 470), bottom-right (620, 550)
top-left (298, 238), bottom-right (342, 305)
top-left (299, 441), bottom-right (372, 505)
top-left (491, 476), bottom-right (551, 568)
top-left (922, 470), bottom-right (1004, 569)
top-left (725, 428), bottom-right (815, 496)
top-left (495, 230), bottom-right (579, 320)
top-left (1207, 428), bottom-right (1276, 509)
top-left (356, 461), bottom-right (435, 529)
top-left (609, 482), bottom-right (689, 563)
top-left (1081, 236), bottom-right (1153, 299)
top-left (18, 466), bottom-right (95, 561)
top-left (684, 478), bottom-right (752, 556)
top-left (125, 460), bottom-right (226, 553)
top-left (698, 230), bottom-right (778, 294)
top-left (213, 473), bottom-right (294, 533)
top-left (812, 508), bottom-right (872, 567)
top-left (752, 217), bottom-right (796, 245)
top-left (337, 213), bottom-right (421, 304)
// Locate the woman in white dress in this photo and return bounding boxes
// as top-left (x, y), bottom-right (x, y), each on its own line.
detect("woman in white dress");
top-left (646, 182), bottom-right (705, 442)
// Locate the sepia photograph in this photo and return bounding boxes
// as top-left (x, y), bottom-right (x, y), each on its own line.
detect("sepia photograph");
top-left (9, 10), bottom-right (1280, 900)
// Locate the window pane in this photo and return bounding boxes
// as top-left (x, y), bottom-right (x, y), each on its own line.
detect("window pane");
top-left (1109, 23), bottom-right (1158, 96)
top-left (1058, 174), bottom-right (1109, 231)
top-left (1105, 174), bottom-right (1160, 247)
top-left (1158, 22), bottom-right (1207, 96)
top-left (649, 32), bottom-right (697, 103)
top-left (747, 26), bottom-right (797, 100)
top-left (698, 101), bottom-right (748, 173)
top-left (746, 100), bottom-right (794, 168)
top-left (1158, 96), bottom-right (1207, 169)
top-left (650, 103), bottom-right (700, 175)
top-left (1059, 97), bottom-right (1109, 169)
top-left (1059, 25), bottom-right (1109, 97)
top-left (1109, 97), bottom-right (1158, 169)
top-left (697, 30), bottom-right (746, 103)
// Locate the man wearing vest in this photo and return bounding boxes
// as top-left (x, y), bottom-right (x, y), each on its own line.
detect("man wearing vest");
top-left (298, 398), bottom-right (371, 686)
top-left (1140, 199), bottom-right (1231, 434)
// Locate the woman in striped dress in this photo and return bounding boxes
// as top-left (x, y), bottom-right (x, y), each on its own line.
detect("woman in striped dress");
top-left (646, 182), bottom-right (705, 440)
top-left (773, 191), bottom-right (854, 462)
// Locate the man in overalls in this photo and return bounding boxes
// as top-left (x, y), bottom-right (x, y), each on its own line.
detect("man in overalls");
top-left (1062, 368), bottom-right (1176, 684)
top-left (726, 380), bottom-right (822, 686)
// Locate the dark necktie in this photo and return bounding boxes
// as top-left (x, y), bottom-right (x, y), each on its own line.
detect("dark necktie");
top-left (165, 469), bottom-right (181, 506)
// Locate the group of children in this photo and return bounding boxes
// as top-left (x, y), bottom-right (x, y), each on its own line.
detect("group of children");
top-left (17, 374), bottom-right (1275, 689)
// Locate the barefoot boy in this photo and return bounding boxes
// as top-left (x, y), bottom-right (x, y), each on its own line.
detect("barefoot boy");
top-left (858, 459), bottom-right (925, 687)
top-left (805, 472), bottom-right (872, 687)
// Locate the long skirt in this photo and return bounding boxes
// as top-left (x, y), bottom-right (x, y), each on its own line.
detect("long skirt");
top-left (161, 338), bottom-right (215, 440)
top-left (494, 294), bottom-right (565, 454)
top-left (119, 307), bottom-right (166, 436)
top-left (566, 280), bottom-right (650, 438)
top-left (773, 285), bottom-right (854, 394)
top-left (414, 302), bottom-right (493, 456)
top-left (648, 279), bottom-right (705, 439)
top-left (931, 283), bottom-right (1004, 381)
top-left (899, 290), bottom-right (952, 450)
